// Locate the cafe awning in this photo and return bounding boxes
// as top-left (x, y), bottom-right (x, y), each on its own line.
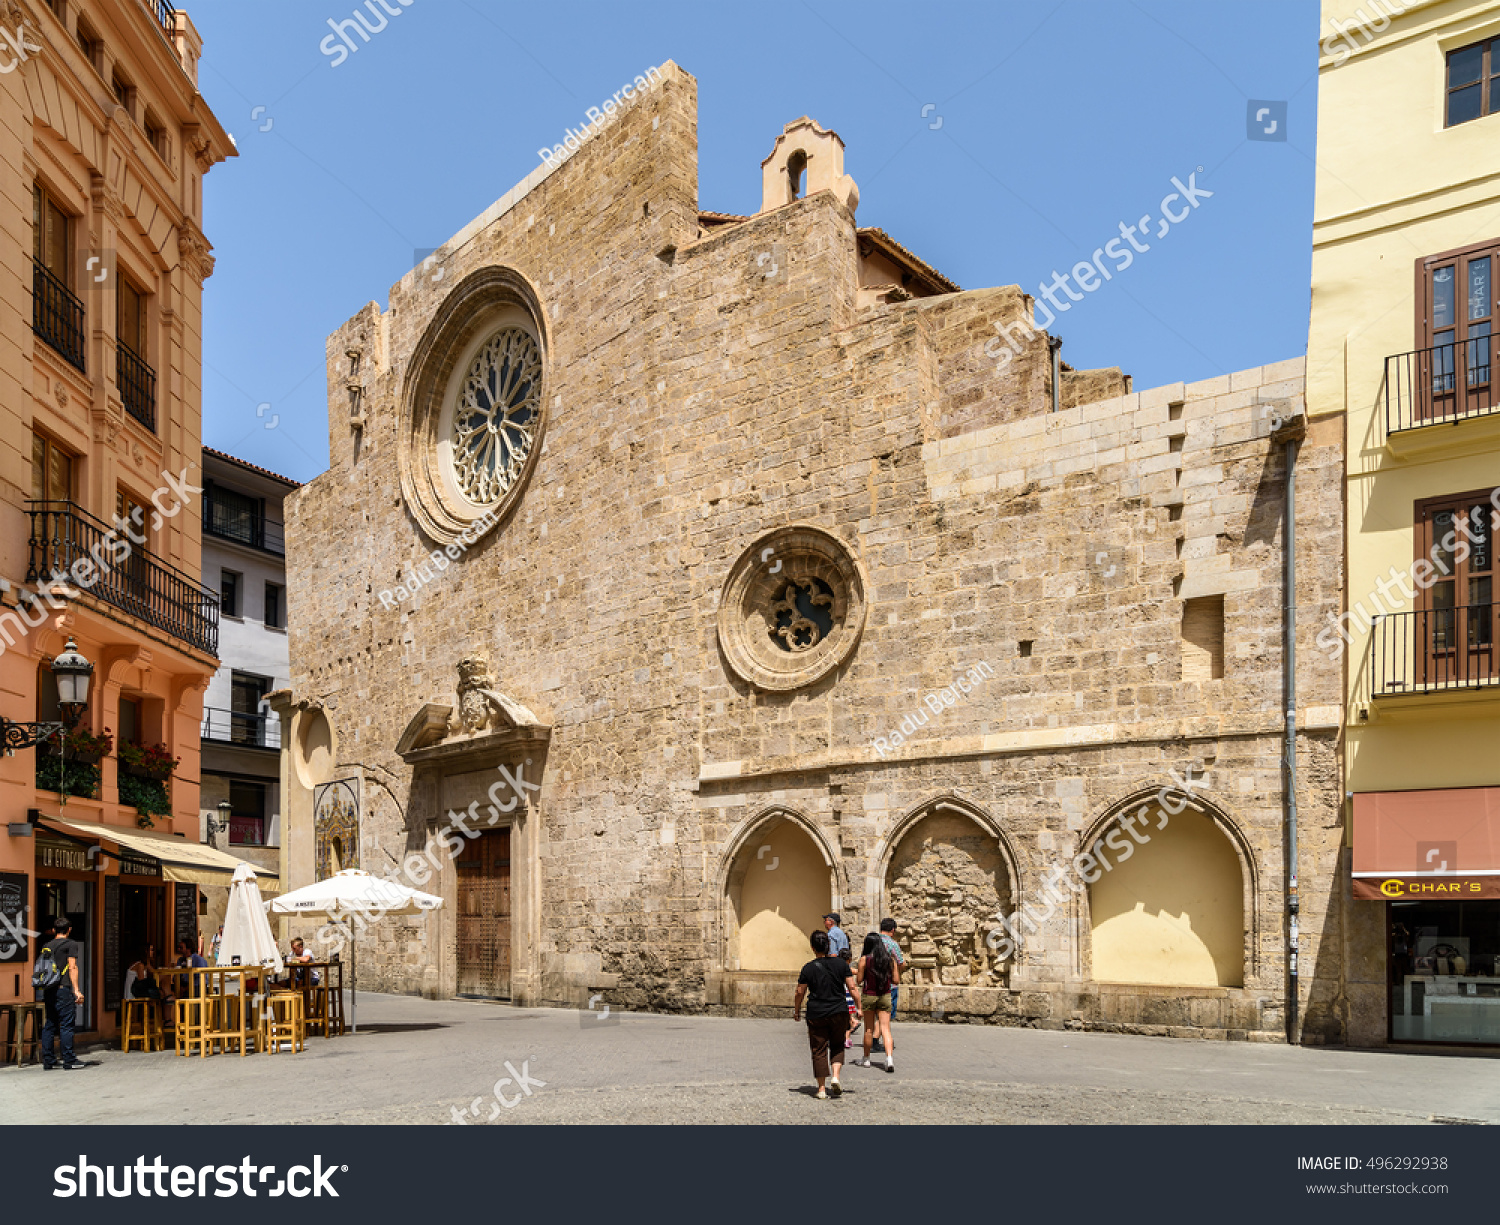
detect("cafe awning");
top-left (1352, 786), bottom-right (1500, 900)
top-left (38, 815), bottom-right (280, 894)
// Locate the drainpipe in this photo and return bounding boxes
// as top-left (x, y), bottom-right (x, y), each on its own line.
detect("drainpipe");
top-left (1283, 432), bottom-right (1302, 1045)
top-left (1048, 335), bottom-right (1063, 414)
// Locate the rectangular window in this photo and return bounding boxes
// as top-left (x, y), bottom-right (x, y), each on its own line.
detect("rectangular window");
top-left (110, 67), bottom-right (134, 118)
top-left (1181, 596), bottom-right (1225, 682)
top-left (75, 17), bottom-right (100, 69)
top-left (32, 183), bottom-right (69, 280)
top-left (117, 278), bottom-right (145, 355)
top-left (220, 569), bottom-right (240, 618)
top-left (31, 432), bottom-right (74, 503)
top-left (1446, 37), bottom-right (1500, 127)
top-left (118, 696), bottom-right (140, 746)
top-left (264, 582), bottom-right (283, 630)
top-left (203, 482), bottom-right (263, 548)
top-left (1416, 492), bottom-right (1498, 686)
top-left (229, 672), bottom-right (270, 746)
top-left (1417, 239), bottom-right (1498, 423)
top-left (228, 779), bottom-right (267, 847)
top-left (143, 110), bottom-right (169, 159)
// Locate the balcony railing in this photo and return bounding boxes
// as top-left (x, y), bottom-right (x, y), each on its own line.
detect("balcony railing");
top-left (203, 497), bottom-right (285, 556)
top-left (1371, 605), bottom-right (1499, 696)
top-left (117, 340), bottom-right (157, 432)
top-left (26, 500), bottom-right (219, 656)
top-left (32, 259), bottom-right (86, 373)
top-left (144, 0), bottom-right (176, 38)
top-left (201, 706), bottom-right (281, 749)
top-left (1385, 335), bottom-right (1500, 434)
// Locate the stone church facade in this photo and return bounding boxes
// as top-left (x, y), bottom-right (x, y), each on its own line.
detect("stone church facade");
top-left (275, 63), bottom-right (1350, 1042)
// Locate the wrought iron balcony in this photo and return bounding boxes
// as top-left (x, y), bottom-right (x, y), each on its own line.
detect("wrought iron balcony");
top-left (32, 259), bottom-right (86, 373)
top-left (201, 706), bottom-right (281, 749)
top-left (1371, 605), bottom-right (1499, 696)
top-left (1384, 335), bottom-right (1500, 434)
top-left (202, 495), bottom-right (285, 556)
top-left (117, 340), bottom-right (157, 431)
top-left (144, 0), bottom-right (176, 38)
top-left (25, 501), bottom-right (219, 656)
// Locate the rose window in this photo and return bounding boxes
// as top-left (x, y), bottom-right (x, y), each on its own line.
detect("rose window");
top-left (769, 577), bottom-right (835, 652)
top-left (450, 327), bottom-right (542, 505)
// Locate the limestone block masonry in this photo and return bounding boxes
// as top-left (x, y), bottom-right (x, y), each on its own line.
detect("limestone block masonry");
top-left (281, 62), bottom-right (1348, 1043)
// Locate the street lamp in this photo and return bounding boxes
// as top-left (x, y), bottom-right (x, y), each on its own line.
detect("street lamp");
top-left (1, 638), bottom-right (93, 755)
top-left (208, 799), bottom-right (231, 840)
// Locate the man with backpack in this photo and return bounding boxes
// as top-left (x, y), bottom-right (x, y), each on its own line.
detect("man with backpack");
top-left (35, 917), bottom-right (86, 1070)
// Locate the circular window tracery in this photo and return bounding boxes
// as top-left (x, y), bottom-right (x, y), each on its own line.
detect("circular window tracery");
top-left (719, 526), bottom-right (868, 692)
top-left (397, 268), bottom-right (549, 547)
top-left (450, 327), bottom-right (542, 505)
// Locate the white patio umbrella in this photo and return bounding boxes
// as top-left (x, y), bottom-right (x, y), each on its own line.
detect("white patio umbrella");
top-left (266, 869), bottom-right (443, 1033)
top-left (217, 863), bottom-right (285, 977)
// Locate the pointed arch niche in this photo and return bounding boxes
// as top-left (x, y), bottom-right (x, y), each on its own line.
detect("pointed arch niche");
top-left (722, 810), bottom-right (836, 973)
top-left (880, 798), bottom-right (1015, 989)
top-left (1085, 792), bottom-right (1250, 989)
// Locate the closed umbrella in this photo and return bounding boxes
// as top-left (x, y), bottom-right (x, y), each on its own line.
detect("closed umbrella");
top-left (217, 863), bottom-right (285, 976)
top-left (266, 869), bottom-right (443, 1033)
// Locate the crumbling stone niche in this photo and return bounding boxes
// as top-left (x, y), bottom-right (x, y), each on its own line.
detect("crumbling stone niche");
top-left (885, 805), bottom-right (1011, 988)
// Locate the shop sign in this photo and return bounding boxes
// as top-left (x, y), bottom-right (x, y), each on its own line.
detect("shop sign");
top-left (36, 833), bottom-right (92, 874)
top-left (121, 853), bottom-right (159, 878)
top-left (1353, 875), bottom-right (1500, 900)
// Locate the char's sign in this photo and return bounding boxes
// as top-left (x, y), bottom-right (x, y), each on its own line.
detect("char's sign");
top-left (1353, 875), bottom-right (1500, 900)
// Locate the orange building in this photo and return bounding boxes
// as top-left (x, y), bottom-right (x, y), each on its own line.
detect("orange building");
top-left (0, 0), bottom-right (246, 1043)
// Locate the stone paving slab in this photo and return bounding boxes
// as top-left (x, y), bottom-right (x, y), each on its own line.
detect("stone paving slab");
top-left (3, 993), bottom-right (1494, 1126)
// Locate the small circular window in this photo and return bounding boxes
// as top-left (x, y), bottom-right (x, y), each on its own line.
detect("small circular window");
top-left (399, 268), bottom-right (549, 546)
top-left (718, 525), bottom-right (869, 692)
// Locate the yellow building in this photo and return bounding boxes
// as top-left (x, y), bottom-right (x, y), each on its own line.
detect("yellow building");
top-left (0, 0), bottom-right (242, 1043)
top-left (1311, 0), bottom-right (1500, 1048)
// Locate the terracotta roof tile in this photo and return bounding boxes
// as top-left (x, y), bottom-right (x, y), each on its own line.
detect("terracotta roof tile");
top-left (202, 446), bottom-right (301, 488)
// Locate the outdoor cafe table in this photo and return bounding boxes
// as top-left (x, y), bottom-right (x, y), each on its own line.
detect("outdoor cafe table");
top-left (191, 965), bottom-right (262, 1055)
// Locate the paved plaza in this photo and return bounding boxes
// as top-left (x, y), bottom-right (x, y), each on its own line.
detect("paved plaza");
top-left (3, 994), bottom-right (1496, 1126)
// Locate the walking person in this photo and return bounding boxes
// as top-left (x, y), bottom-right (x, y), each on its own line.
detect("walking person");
top-left (822, 913), bottom-right (860, 1045)
top-left (873, 917), bottom-right (906, 1053)
top-left (851, 932), bottom-right (897, 1073)
top-left (36, 918), bottom-right (87, 1070)
top-left (793, 929), bottom-right (859, 1100)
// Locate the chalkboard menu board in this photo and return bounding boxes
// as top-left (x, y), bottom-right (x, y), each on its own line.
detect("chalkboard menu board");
top-left (175, 883), bottom-right (198, 954)
top-left (103, 876), bottom-right (121, 1012)
top-left (0, 872), bottom-right (27, 964)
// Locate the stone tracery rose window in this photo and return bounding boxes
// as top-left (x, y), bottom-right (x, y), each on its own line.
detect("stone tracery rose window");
top-left (719, 526), bottom-right (869, 691)
top-left (450, 327), bottom-right (542, 505)
top-left (397, 268), bottom-right (549, 547)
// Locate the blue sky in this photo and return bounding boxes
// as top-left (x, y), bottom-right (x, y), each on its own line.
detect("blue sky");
top-left (193, 0), bottom-right (1320, 484)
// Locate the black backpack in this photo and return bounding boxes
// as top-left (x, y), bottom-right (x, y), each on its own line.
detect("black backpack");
top-left (32, 942), bottom-right (64, 990)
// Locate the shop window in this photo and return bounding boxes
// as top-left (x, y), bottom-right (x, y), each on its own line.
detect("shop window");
top-left (1390, 900), bottom-right (1500, 1044)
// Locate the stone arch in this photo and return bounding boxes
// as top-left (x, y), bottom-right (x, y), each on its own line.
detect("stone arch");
top-left (878, 796), bottom-right (1016, 989)
top-left (720, 807), bottom-right (839, 973)
top-left (1080, 788), bottom-right (1254, 989)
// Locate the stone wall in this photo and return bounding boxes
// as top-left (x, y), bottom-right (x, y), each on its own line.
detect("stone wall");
top-left (281, 61), bottom-right (1349, 1043)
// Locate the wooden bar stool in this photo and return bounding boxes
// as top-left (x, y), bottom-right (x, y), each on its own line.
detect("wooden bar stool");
top-left (260, 991), bottom-right (304, 1054)
top-left (175, 996), bottom-right (212, 1058)
top-left (325, 974), bottom-right (346, 1037)
top-left (208, 990), bottom-right (249, 1057)
top-left (302, 983), bottom-right (328, 1039)
top-left (8, 1002), bottom-right (43, 1066)
top-left (121, 998), bottom-right (164, 1052)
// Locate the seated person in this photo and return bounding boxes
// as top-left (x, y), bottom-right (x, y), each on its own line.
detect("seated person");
top-left (287, 937), bottom-right (321, 985)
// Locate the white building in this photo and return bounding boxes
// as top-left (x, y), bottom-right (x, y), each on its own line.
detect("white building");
top-left (197, 447), bottom-right (297, 933)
